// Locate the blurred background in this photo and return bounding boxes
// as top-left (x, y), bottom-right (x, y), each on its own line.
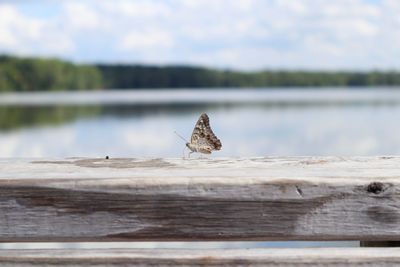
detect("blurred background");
top-left (1, 0), bottom-right (400, 158)
top-left (1, 0), bottom-right (400, 248)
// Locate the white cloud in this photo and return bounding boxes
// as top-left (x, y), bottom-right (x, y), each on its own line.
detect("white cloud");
top-left (99, 0), bottom-right (172, 18)
top-left (0, 4), bottom-right (74, 57)
top-left (0, 0), bottom-right (400, 70)
top-left (120, 30), bottom-right (174, 50)
top-left (0, 5), bottom-right (18, 47)
top-left (63, 2), bottom-right (100, 30)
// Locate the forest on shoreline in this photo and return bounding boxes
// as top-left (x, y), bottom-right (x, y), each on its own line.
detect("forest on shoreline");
top-left (1, 55), bottom-right (400, 92)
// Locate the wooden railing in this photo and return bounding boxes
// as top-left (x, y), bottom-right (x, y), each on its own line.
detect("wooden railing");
top-left (1, 156), bottom-right (400, 266)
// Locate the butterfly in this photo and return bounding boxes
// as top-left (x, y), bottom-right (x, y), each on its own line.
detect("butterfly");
top-left (175, 113), bottom-right (222, 157)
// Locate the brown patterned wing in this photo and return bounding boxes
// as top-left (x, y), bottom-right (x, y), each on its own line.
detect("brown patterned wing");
top-left (190, 113), bottom-right (222, 151)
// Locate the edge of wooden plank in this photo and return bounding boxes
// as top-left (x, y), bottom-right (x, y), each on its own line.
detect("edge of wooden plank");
top-left (0, 248), bottom-right (399, 266)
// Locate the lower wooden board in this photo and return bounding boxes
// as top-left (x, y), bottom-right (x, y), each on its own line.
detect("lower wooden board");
top-left (0, 157), bottom-right (400, 241)
top-left (0, 248), bottom-right (400, 266)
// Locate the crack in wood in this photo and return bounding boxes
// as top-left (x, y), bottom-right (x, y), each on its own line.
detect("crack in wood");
top-left (295, 186), bottom-right (304, 197)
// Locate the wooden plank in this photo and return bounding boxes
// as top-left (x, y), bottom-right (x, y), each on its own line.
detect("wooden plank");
top-left (0, 157), bottom-right (400, 241)
top-left (0, 248), bottom-right (400, 266)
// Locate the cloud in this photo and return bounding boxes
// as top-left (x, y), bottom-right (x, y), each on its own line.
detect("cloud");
top-left (63, 2), bottom-right (100, 30)
top-left (120, 30), bottom-right (174, 50)
top-left (0, 3), bottom-right (74, 57)
top-left (98, 0), bottom-right (172, 18)
top-left (0, 0), bottom-right (399, 70)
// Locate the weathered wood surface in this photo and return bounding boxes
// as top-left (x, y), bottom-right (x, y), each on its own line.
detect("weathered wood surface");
top-left (0, 157), bottom-right (400, 241)
top-left (0, 248), bottom-right (400, 266)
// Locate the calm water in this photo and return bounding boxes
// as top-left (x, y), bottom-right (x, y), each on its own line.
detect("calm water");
top-left (1, 88), bottom-right (400, 157)
top-left (2, 87), bottom-right (399, 248)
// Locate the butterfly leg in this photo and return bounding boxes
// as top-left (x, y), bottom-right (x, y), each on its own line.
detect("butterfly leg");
top-left (182, 146), bottom-right (187, 159)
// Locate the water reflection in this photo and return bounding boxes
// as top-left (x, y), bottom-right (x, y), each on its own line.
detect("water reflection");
top-left (0, 106), bottom-right (101, 131)
top-left (1, 102), bottom-right (400, 157)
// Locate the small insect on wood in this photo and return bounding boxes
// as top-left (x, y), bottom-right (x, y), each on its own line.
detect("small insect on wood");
top-left (175, 113), bottom-right (222, 157)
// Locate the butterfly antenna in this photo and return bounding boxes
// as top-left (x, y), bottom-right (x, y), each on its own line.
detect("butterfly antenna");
top-left (174, 131), bottom-right (188, 143)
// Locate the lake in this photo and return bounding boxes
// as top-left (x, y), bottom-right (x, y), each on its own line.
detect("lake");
top-left (1, 87), bottom-right (399, 248)
top-left (2, 88), bottom-right (400, 158)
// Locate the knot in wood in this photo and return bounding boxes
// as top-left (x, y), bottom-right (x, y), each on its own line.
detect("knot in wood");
top-left (367, 182), bottom-right (384, 194)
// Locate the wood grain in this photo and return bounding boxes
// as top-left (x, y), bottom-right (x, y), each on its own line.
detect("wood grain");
top-left (0, 157), bottom-right (400, 241)
top-left (0, 248), bottom-right (400, 266)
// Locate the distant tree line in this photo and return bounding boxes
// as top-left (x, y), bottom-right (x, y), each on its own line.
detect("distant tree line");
top-left (0, 55), bottom-right (102, 92)
top-left (1, 55), bottom-right (400, 92)
top-left (99, 65), bottom-right (400, 88)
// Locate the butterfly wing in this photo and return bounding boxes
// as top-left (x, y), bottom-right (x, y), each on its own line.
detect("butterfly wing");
top-left (190, 113), bottom-right (222, 151)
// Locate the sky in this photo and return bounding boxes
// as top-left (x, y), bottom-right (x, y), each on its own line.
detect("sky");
top-left (0, 0), bottom-right (399, 70)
